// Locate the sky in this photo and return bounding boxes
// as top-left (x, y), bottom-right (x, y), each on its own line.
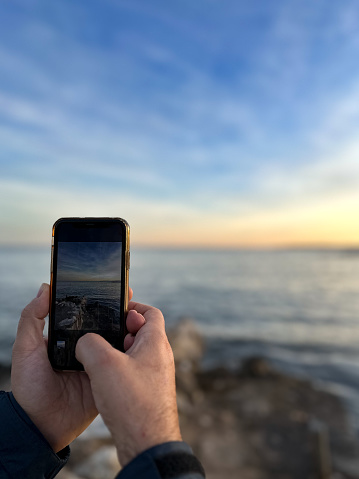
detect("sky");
top-left (57, 242), bottom-right (122, 281)
top-left (1, 0), bottom-right (359, 247)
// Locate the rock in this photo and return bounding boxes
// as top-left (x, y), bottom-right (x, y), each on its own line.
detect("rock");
top-left (168, 318), bottom-right (204, 365)
top-left (43, 348), bottom-right (359, 479)
top-left (168, 318), bottom-right (205, 402)
top-left (77, 416), bottom-right (111, 440)
top-left (56, 297), bottom-right (86, 330)
top-left (189, 360), bottom-right (359, 479)
top-left (167, 323), bottom-right (359, 477)
top-left (72, 445), bottom-right (121, 479)
top-left (56, 470), bottom-right (82, 479)
top-left (240, 357), bottom-right (278, 378)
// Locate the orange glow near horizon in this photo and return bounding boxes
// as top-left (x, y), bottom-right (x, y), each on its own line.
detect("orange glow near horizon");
top-left (126, 193), bottom-right (359, 248)
top-left (1, 188), bottom-right (358, 249)
top-left (2, 215), bottom-right (359, 250)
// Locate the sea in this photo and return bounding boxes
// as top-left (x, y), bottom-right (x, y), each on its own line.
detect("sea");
top-left (56, 280), bottom-right (122, 310)
top-left (1, 247), bottom-right (359, 428)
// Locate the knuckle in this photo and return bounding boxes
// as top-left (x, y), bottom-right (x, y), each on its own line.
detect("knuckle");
top-left (20, 298), bottom-right (40, 321)
top-left (152, 306), bottom-right (162, 316)
top-left (161, 335), bottom-right (175, 361)
top-left (20, 304), bottom-right (32, 320)
top-left (151, 307), bottom-right (165, 322)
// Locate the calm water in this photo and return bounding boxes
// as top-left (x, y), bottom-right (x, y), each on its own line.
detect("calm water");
top-left (56, 280), bottom-right (122, 310)
top-left (1, 247), bottom-right (359, 423)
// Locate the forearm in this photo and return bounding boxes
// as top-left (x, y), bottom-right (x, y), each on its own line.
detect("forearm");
top-left (0, 391), bottom-right (69, 479)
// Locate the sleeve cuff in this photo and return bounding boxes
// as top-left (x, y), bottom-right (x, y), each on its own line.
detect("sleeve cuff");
top-left (0, 391), bottom-right (70, 478)
top-left (117, 441), bottom-right (205, 479)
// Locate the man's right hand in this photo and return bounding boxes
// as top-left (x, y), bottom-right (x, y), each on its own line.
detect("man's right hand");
top-left (75, 301), bottom-right (182, 467)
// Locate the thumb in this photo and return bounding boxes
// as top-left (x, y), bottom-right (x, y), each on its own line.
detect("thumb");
top-left (76, 333), bottom-right (126, 378)
top-left (14, 284), bottom-right (49, 351)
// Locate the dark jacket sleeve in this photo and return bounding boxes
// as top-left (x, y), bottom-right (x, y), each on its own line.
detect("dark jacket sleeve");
top-left (0, 390), bottom-right (205, 479)
top-left (0, 391), bottom-right (69, 479)
top-left (116, 441), bottom-right (206, 479)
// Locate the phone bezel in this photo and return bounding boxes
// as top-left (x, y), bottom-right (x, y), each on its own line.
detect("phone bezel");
top-left (48, 217), bottom-right (130, 371)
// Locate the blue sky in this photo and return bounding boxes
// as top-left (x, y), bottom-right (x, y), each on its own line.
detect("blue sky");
top-left (1, 0), bottom-right (359, 246)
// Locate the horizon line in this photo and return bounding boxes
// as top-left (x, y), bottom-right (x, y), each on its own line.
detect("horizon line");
top-left (1, 242), bottom-right (359, 251)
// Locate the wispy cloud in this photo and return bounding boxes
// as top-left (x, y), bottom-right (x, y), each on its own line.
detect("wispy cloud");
top-left (1, 0), bottom-right (359, 246)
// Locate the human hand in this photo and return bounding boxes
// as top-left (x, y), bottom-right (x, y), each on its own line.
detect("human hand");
top-left (11, 283), bottom-right (141, 453)
top-left (75, 301), bottom-right (182, 466)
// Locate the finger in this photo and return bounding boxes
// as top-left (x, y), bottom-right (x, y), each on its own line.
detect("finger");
top-left (125, 304), bottom-right (170, 360)
top-left (124, 333), bottom-right (135, 351)
top-left (15, 284), bottom-right (50, 350)
top-left (126, 310), bottom-right (145, 334)
top-left (128, 287), bottom-right (133, 301)
top-left (76, 333), bottom-right (126, 377)
top-left (128, 301), bottom-right (165, 330)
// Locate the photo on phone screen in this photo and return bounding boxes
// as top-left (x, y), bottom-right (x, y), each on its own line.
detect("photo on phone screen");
top-left (48, 218), bottom-right (130, 371)
top-left (55, 242), bottom-right (122, 331)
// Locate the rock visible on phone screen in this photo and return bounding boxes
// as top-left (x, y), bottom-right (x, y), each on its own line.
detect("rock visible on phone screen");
top-left (72, 446), bottom-right (120, 479)
top-left (56, 298), bottom-right (86, 330)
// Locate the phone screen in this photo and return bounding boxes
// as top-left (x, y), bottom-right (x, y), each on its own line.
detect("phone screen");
top-left (48, 218), bottom-right (130, 370)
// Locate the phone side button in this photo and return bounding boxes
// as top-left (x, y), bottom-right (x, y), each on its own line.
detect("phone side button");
top-left (127, 251), bottom-right (130, 270)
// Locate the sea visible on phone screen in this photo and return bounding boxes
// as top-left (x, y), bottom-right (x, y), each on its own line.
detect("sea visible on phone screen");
top-left (54, 241), bottom-right (122, 331)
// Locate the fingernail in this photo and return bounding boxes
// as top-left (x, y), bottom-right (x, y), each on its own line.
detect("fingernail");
top-left (131, 309), bottom-right (144, 320)
top-left (37, 283), bottom-right (45, 298)
top-left (137, 311), bottom-right (146, 323)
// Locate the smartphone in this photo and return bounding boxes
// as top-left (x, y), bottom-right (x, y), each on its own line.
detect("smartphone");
top-left (48, 217), bottom-right (130, 371)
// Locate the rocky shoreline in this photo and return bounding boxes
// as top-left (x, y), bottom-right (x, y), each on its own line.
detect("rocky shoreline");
top-left (55, 296), bottom-right (87, 330)
top-left (55, 296), bottom-right (121, 331)
top-left (2, 320), bottom-right (359, 478)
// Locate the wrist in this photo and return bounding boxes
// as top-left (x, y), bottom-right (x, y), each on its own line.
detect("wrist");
top-left (0, 392), bottom-right (70, 476)
top-left (118, 441), bottom-right (206, 479)
top-left (115, 431), bottom-right (183, 466)
top-left (11, 392), bottom-right (63, 453)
